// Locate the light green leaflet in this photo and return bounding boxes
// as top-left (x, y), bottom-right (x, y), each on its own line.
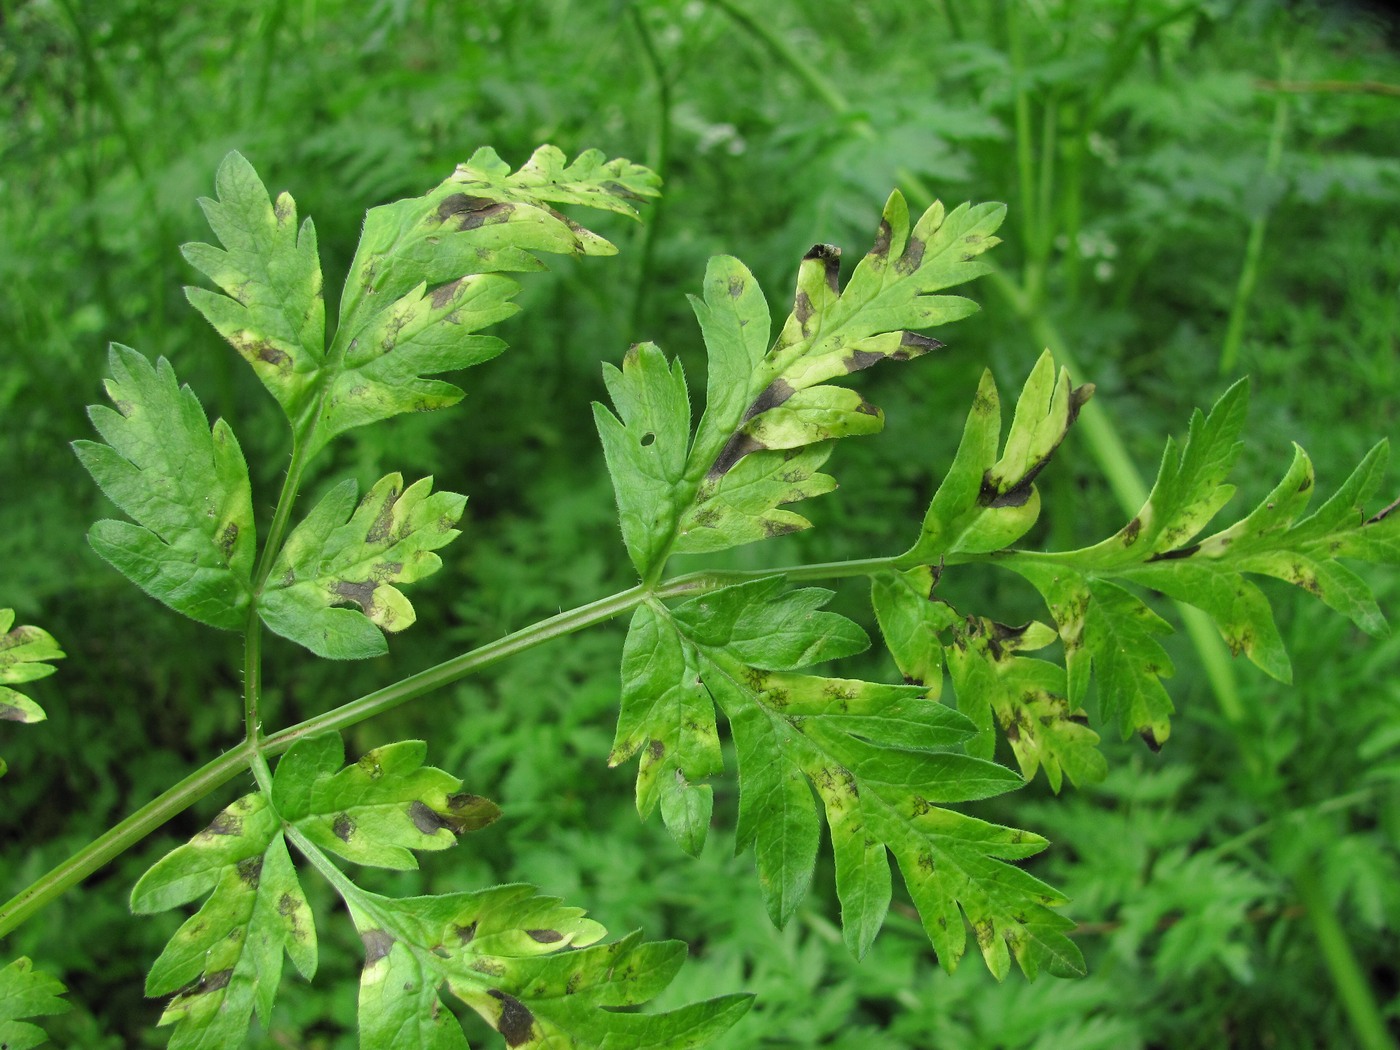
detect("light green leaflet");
top-left (0, 609), bottom-right (64, 779)
top-left (130, 733), bottom-right (501, 1049)
top-left (184, 148), bottom-right (659, 459)
top-left (134, 733), bottom-right (744, 1049)
top-left (595, 191), bottom-right (1006, 575)
top-left (897, 359), bottom-right (1400, 751)
top-left (343, 887), bottom-right (752, 1049)
top-left (613, 578), bottom-right (1084, 978)
top-left (258, 474), bottom-right (466, 660)
top-left (0, 957), bottom-right (69, 1050)
top-left (74, 346), bottom-right (257, 631)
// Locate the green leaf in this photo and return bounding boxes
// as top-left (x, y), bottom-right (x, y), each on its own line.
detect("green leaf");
top-left (641, 579), bottom-right (1078, 975)
top-left (871, 566), bottom-right (960, 699)
top-left (130, 795), bottom-right (315, 1048)
top-left (182, 152), bottom-right (326, 422)
top-left (0, 957), bottom-right (69, 1050)
top-left (73, 346), bottom-right (256, 630)
top-left (131, 734), bottom-right (500, 1048)
top-left (258, 474), bottom-right (466, 659)
top-left (0, 611), bottom-right (64, 776)
top-left (341, 885), bottom-right (751, 1050)
top-left (270, 734), bottom-right (501, 871)
top-left (593, 343), bottom-right (692, 576)
top-left (1000, 385), bottom-right (1400, 747)
top-left (608, 603), bottom-right (722, 857)
top-left (906, 351), bottom-right (1091, 562)
top-left (311, 146), bottom-right (659, 456)
top-left (945, 616), bottom-right (1107, 792)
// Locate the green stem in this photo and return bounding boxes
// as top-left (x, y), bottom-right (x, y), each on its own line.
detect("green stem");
top-left (253, 425), bottom-right (315, 592)
top-left (703, 0), bottom-right (851, 115)
top-left (1293, 855), bottom-right (1397, 1050)
top-left (1218, 64), bottom-right (1291, 376)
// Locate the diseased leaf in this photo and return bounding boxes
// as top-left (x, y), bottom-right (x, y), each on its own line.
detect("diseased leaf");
top-left (871, 566), bottom-right (959, 699)
top-left (593, 343), bottom-right (693, 576)
top-left (309, 146), bottom-right (659, 456)
top-left (73, 347), bottom-right (256, 631)
top-left (945, 616), bottom-right (1107, 792)
top-left (609, 603), bottom-right (722, 856)
top-left (998, 383), bottom-right (1399, 748)
top-left (258, 474), bottom-right (466, 659)
top-left (0, 957), bottom-right (69, 1050)
top-left (627, 579), bottom-right (1079, 976)
top-left (182, 152), bottom-right (326, 422)
top-left (340, 885), bottom-right (751, 1050)
top-left (0, 611), bottom-right (64, 775)
top-left (906, 351), bottom-right (1091, 563)
top-left (270, 734), bottom-right (501, 871)
top-left (132, 734), bottom-right (500, 1049)
top-left (130, 795), bottom-right (315, 1049)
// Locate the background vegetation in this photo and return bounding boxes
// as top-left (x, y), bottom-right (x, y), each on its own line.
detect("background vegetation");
top-left (3, 0), bottom-right (1399, 1046)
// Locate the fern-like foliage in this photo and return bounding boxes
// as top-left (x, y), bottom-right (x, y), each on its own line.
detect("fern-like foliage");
top-left (0, 956), bottom-right (69, 1049)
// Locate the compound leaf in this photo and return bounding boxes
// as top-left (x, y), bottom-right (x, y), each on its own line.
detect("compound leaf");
top-left (342, 885), bottom-right (751, 1049)
top-left (131, 734), bottom-right (501, 1049)
top-left (311, 147), bottom-right (659, 456)
top-left (259, 474), bottom-right (466, 659)
top-left (871, 566), bottom-right (959, 700)
top-left (73, 346), bottom-right (256, 631)
top-left (182, 152), bottom-right (326, 422)
top-left (0, 957), bottom-right (69, 1050)
top-left (623, 579), bottom-right (1079, 976)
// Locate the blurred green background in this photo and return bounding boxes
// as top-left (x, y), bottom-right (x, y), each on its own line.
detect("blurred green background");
top-left (3, 0), bottom-right (1400, 1046)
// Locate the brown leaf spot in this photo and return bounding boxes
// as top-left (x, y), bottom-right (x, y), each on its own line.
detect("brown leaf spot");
top-left (804, 242), bottom-right (842, 293)
top-left (1140, 728), bottom-right (1163, 753)
top-left (794, 290), bottom-right (814, 328)
top-left (430, 278), bottom-right (465, 309)
top-left (333, 813), bottom-right (356, 841)
top-left (436, 193), bottom-right (513, 230)
top-left (236, 855), bottom-right (263, 887)
top-left (761, 518), bottom-right (802, 538)
top-left (204, 811), bottom-right (242, 836)
top-left (647, 739), bottom-right (666, 760)
top-left (217, 522), bottom-right (239, 560)
top-left (845, 348), bottom-right (886, 372)
top-left (194, 968), bottom-right (233, 995)
top-left (727, 274), bottom-right (747, 298)
top-left (246, 340), bottom-right (291, 370)
top-left (332, 579), bottom-right (378, 613)
top-left (871, 219), bottom-right (893, 258)
top-left (1122, 517), bottom-right (1142, 546)
top-left (366, 484), bottom-right (402, 544)
top-left (741, 378), bottom-right (795, 423)
top-left (409, 800), bottom-right (454, 835)
top-left (274, 195), bottom-right (294, 224)
top-left (455, 921), bottom-right (478, 943)
top-left (489, 990), bottom-right (537, 1047)
top-left (361, 928), bottom-right (394, 966)
top-left (526, 928), bottom-right (564, 943)
top-left (1146, 543), bottom-right (1200, 563)
top-left (895, 237), bottom-right (925, 275)
top-left (893, 331), bottom-right (943, 361)
top-left (708, 432), bottom-right (766, 479)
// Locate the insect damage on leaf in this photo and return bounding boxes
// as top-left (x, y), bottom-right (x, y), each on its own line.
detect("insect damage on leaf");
top-left (257, 473), bottom-right (466, 659)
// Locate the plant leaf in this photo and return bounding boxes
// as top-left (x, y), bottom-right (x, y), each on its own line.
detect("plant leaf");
top-left (182, 152), bottom-right (326, 422)
top-left (906, 351), bottom-right (1092, 563)
top-left (0, 610), bottom-right (64, 780)
top-left (73, 346), bottom-right (256, 631)
top-left (673, 194), bottom-right (1006, 556)
top-left (592, 343), bottom-right (692, 576)
top-left (999, 384), bottom-right (1399, 748)
top-left (310, 146), bottom-right (659, 457)
top-left (624, 578), bottom-right (1080, 976)
top-left (945, 616), bottom-right (1107, 792)
top-left (341, 885), bottom-right (751, 1050)
top-left (270, 734), bottom-right (501, 871)
top-left (0, 957), bottom-right (69, 1050)
top-left (258, 474), bottom-right (466, 659)
top-left (131, 734), bottom-right (500, 1048)
top-left (871, 566), bottom-right (960, 699)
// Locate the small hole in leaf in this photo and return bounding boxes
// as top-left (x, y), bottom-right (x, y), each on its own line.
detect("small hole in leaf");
top-left (640, 432), bottom-right (656, 447)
